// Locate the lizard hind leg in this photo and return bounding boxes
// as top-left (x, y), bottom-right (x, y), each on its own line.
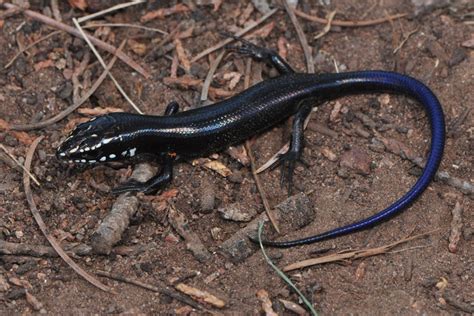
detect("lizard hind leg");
top-left (269, 103), bottom-right (313, 195)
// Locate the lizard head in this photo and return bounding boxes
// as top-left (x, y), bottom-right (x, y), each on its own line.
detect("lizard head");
top-left (56, 114), bottom-right (139, 164)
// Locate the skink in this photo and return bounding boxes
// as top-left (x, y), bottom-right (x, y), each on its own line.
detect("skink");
top-left (57, 42), bottom-right (445, 248)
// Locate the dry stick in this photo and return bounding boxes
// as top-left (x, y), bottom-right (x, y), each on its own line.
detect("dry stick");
top-left (77, 0), bottom-right (146, 23)
top-left (84, 23), bottom-right (168, 35)
top-left (283, 230), bottom-right (437, 272)
top-left (244, 59), bottom-right (280, 233)
top-left (0, 144), bottom-right (41, 186)
top-left (283, 0), bottom-right (314, 73)
top-left (73, 18), bottom-right (143, 114)
top-left (23, 136), bottom-right (113, 293)
top-left (10, 42), bottom-right (122, 131)
top-left (393, 27), bottom-right (419, 54)
top-left (191, 8), bottom-right (278, 63)
top-left (294, 9), bottom-right (408, 27)
top-left (200, 50), bottom-right (226, 103)
top-left (5, 30), bottom-right (62, 69)
top-left (95, 270), bottom-right (205, 311)
top-left (314, 10), bottom-right (336, 40)
top-left (0, 239), bottom-right (92, 257)
top-left (1, 3), bottom-right (150, 78)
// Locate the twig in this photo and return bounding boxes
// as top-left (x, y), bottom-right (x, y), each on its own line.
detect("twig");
top-left (0, 240), bottom-right (92, 257)
top-left (73, 18), bottom-right (143, 114)
top-left (96, 270), bottom-right (204, 310)
top-left (200, 50), bottom-right (226, 103)
top-left (282, 0), bottom-right (314, 73)
top-left (283, 230), bottom-right (437, 271)
top-left (314, 10), bottom-right (336, 40)
top-left (191, 8), bottom-right (278, 63)
top-left (10, 42), bottom-right (122, 131)
top-left (77, 0), bottom-right (146, 23)
top-left (84, 22), bottom-right (167, 35)
top-left (243, 59), bottom-right (280, 233)
top-left (294, 9), bottom-right (408, 27)
top-left (0, 144), bottom-right (40, 186)
top-left (23, 136), bottom-right (113, 292)
top-left (393, 27), bottom-right (419, 54)
top-left (5, 30), bottom-right (62, 69)
top-left (1, 3), bottom-right (150, 78)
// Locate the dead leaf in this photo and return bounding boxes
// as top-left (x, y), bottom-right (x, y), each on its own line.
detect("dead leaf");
top-left (174, 39), bottom-right (191, 72)
top-left (223, 72), bottom-right (242, 90)
top-left (77, 107), bottom-right (124, 116)
top-left (34, 59), bottom-right (54, 71)
top-left (10, 131), bottom-right (34, 145)
top-left (68, 0), bottom-right (87, 10)
top-left (157, 188), bottom-right (179, 201)
top-left (175, 283), bottom-right (226, 308)
top-left (0, 20), bottom-right (4, 29)
top-left (249, 21), bottom-right (275, 39)
top-left (128, 39), bottom-right (147, 56)
top-left (355, 261), bottom-right (367, 280)
top-left (141, 4), bottom-right (190, 23)
top-left (279, 299), bottom-right (308, 316)
top-left (203, 160), bottom-right (232, 177)
top-left (277, 36), bottom-right (289, 59)
top-left (9, 277), bottom-right (32, 289)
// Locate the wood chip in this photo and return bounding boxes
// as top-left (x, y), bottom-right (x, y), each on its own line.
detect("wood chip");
top-left (203, 160), bottom-right (232, 177)
top-left (25, 291), bottom-right (43, 311)
top-left (448, 202), bottom-right (463, 253)
top-left (278, 299), bottom-right (308, 316)
top-left (33, 59), bottom-right (54, 71)
top-left (175, 283), bottom-right (226, 308)
top-left (256, 289), bottom-right (278, 316)
top-left (321, 147), bottom-right (337, 161)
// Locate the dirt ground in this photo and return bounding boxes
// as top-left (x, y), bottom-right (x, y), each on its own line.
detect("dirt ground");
top-left (0, 0), bottom-right (473, 314)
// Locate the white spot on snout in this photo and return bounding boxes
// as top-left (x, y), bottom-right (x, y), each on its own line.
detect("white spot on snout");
top-left (59, 152), bottom-right (66, 157)
top-left (100, 156), bottom-right (106, 162)
top-left (84, 147), bottom-right (90, 152)
top-left (89, 160), bottom-right (96, 163)
top-left (69, 146), bottom-right (79, 154)
top-left (129, 148), bottom-right (137, 157)
top-left (109, 154), bottom-right (116, 159)
top-left (121, 150), bottom-right (127, 156)
top-left (80, 159), bottom-right (86, 163)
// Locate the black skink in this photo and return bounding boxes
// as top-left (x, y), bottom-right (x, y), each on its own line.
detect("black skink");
top-left (57, 43), bottom-right (445, 248)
